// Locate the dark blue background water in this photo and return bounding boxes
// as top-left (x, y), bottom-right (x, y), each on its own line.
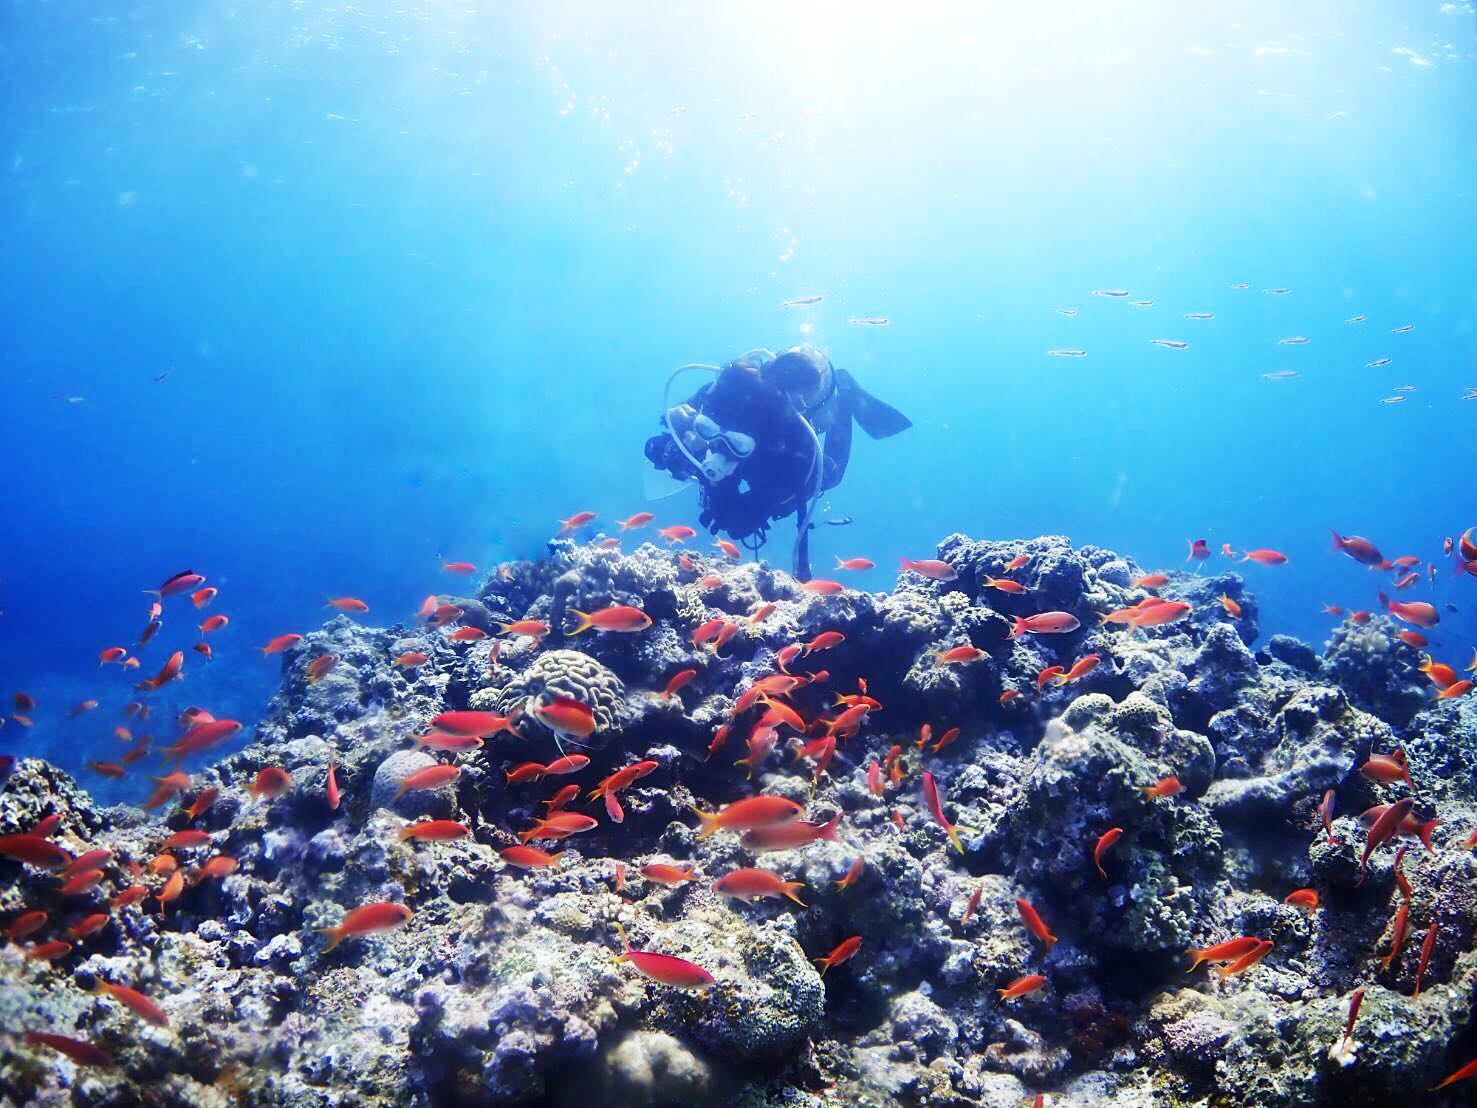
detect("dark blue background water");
top-left (3, 4), bottom-right (1474, 786)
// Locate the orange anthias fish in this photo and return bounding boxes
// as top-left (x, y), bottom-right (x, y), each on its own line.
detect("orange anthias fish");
top-left (805, 631), bottom-right (846, 654)
top-left (983, 577), bottom-right (1027, 593)
top-left (449, 627), bottom-right (488, 642)
top-left (1381, 901), bottom-right (1409, 971)
top-left (1130, 601), bottom-right (1192, 627)
top-left (835, 557), bottom-right (875, 571)
top-left (1037, 665), bottom-right (1065, 689)
top-left (1093, 827), bottom-right (1123, 879)
top-left (415, 732), bottom-right (484, 753)
top-left (614, 924), bottom-right (714, 988)
top-left (997, 974), bottom-right (1047, 1002)
top-left (518, 812), bottom-right (598, 843)
top-left (249, 767), bottom-right (292, 801)
top-left (98, 646), bottom-right (128, 666)
top-left (395, 652), bottom-right (430, 668)
top-left (1396, 630), bottom-right (1427, 648)
top-left (1215, 940), bottom-right (1274, 978)
top-left (1360, 796), bottom-right (1416, 880)
top-left (1186, 936), bottom-right (1264, 972)
top-left (1219, 595), bottom-right (1243, 619)
top-left (921, 772), bottom-right (964, 853)
top-left (557, 511), bottom-right (597, 535)
top-left (1016, 897), bottom-right (1058, 949)
top-left (1330, 531), bottom-right (1383, 566)
top-left (837, 855), bottom-right (865, 889)
top-left (1142, 776), bottom-right (1182, 799)
top-left (690, 795), bottom-right (803, 837)
top-left (715, 538), bottom-right (742, 559)
top-left (1379, 591), bottom-right (1438, 629)
top-left (1186, 539), bottom-right (1211, 562)
top-left (1010, 612), bottom-right (1081, 638)
top-left (899, 557), bottom-right (958, 581)
top-left (1055, 654), bottom-right (1101, 684)
top-left (306, 655), bottom-right (339, 684)
top-left (1284, 888), bottom-right (1319, 911)
top-left (1419, 656), bottom-right (1459, 690)
top-left (157, 871), bottom-right (185, 909)
top-left (740, 813), bottom-right (841, 851)
top-left (320, 902), bottom-right (413, 951)
top-left (814, 936), bottom-right (862, 976)
top-left (398, 820), bottom-right (470, 842)
top-left (431, 710), bottom-right (517, 737)
top-left (94, 980), bottom-right (169, 1026)
top-left (1412, 920), bottom-right (1438, 998)
top-left (937, 644), bottom-right (986, 665)
top-left (533, 696), bottom-right (598, 740)
top-left (640, 862), bottom-right (698, 885)
top-left (712, 867), bottom-right (807, 906)
top-left (136, 651), bottom-right (184, 692)
top-left (1242, 549), bottom-right (1288, 565)
top-left (1359, 750), bottom-right (1412, 785)
top-left (500, 845), bottom-right (565, 868)
top-left (1134, 573), bottom-right (1169, 588)
top-left (567, 605), bottom-right (653, 634)
top-left (325, 597), bottom-right (370, 613)
top-left (22, 1031), bottom-right (116, 1068)
top-left (618, 512), bottom-right (654, 531)
top-left (749, 602), bottom-right (777, 625)
top-left (801, 579), bottom-right (845, 595)
top-left (1004, 553), bottom-right (1031, 572)
top-left (260, 633), bottom-right (303, 656)
top-left (658, 525), bottom-right (696, 544)
top-left (394, 764), bottom-right (460, 799)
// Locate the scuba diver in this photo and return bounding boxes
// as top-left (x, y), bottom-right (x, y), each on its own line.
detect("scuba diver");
top-left (643, 344), bottom-right (911, 579)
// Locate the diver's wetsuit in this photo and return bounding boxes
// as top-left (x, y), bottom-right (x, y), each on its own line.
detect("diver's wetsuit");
top-left (645, 346), bottom-right (910, 578)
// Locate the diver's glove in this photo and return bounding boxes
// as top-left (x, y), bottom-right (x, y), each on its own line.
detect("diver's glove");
top-left (645, 432), bottom-right (696, 481)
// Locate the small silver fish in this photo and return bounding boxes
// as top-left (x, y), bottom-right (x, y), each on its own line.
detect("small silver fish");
top-left (1345, 314), bottom-right (1367, 324)
top-left (1231, 283), bottom-right (1250, 290)
top-left (1367, 357), bottom-right (1392, 368)
top-left (1391, 323), bottom-right (1415, 334)
top-left (1047, 348), bottom-right (1088, 358)
top-left (1393, 385), bottom-right (1417, 392)
top-left (1379, 396), bottom-right (1406, 404)
top-left (826, 516), bottom-right (853, 526)
top-left (1463, 387), bottom-right (1477, 401)
top-left (781, 295), bottom-right (823, 307)
top-left (1263, 287), bottom-right (1292, 295)
top-left (1128, 299), bottom-right (1154, 308)
top-left (1278, 336), bottom-right (1310, 345)
top-left (1262, 371), bottom-right (1298, 380)
top-left (1056, 308), bottom-right (1078, 317)
top-left (1183, 312), bottom-right (1215, 320)
top-left (848, 316), bottom-right (889, 326)
top-left (1150, 339), bottom-right (1189, 350)
top-left (1091, 289), bottom-right (1130, 298)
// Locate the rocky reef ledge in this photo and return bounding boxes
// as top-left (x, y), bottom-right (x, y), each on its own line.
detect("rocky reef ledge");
top-left (3, 534), bottom-right (1476, 1106)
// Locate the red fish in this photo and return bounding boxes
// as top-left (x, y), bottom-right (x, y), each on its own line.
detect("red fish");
top-left (921, 772), bottom-right (964, 853)
top-left (87, 761), bottom-right (125, 779)
top-left (998, 689), bottom-right (1020, 705)
top-left (1094, 827), bottom-right (1123, 879)
top-left (1186, 539), bottom-right (1211, 562)
top-left (614, 924), bottom-right (714, 987)
top-left (805, 631), bottom-right (846, 654)
top-left (1215, 940), bottom-right (1273, 978)
top-left (1010, 612), bottom-right (1080, 638)
top-left (899, 557), bottom-right (958, 581)
top-left (1016, 897), bottom-right (1057, 949)
top-left (1143, 776), bottom-right (1182, 799)
top-left (249, 767), bottom-right (292, 801)
top-left (1381, 900), bottom-right (1409, 971)
top-left (1318, 789), bottom-right (1338, 845)
top-left (997, 974), bottom-right (1047, 1002)
top-left (1379, 591), bottom-right (1438, 628)
top-left (715, 538), bottom-right (742, 559)
top-left (983, 577), bottom-right (1027, 593)
top-left (94, 980), bottom-right (168, 1026)
top-left (749, 602), bottom-right (777, 625)
top-left (190, 587), bottom-right (218, 608)
top-left (1396, 630), bottom-right (1427, 648)
top-left (260, 633), bottom-right (303, 655)
top-left (555, 511), bottom-right (599, 536)
top-left (306, 655), bottom-right (339, 684)
top-left (98, 647), bottom-right (128, 666)
top-left (814, 936), bottom-right (862, 976)
top-left (589, 760), bottom-right (658, 799)
top-left (532, 696), bottom-right (597, 739)
top-left (932, 727), bottom-right (961, 754)
top-left (1359, 803), bottom-right (1438, 850)
top-left (543, 754), bottom-right (589, 776)
top-left (1283, 888), bottom-right (1319, 911)
top-left (739, 813), bottom-right (841, 851)
top-left (567, 605), bottom-right (652, 634)
top-left (398, 820), bottom-right (469, 842)
top-left (1004, 554), bottom-right (1030, 572)
top-left (25, 940), bottom-right (74, 961)
top-left (1186, 936), bottom-right (1262, 971)
top-left (1330, 531), bottom-right (1382, 565)
top-left (7, 910), bottom-right (47, 941)
top-left (1440, 680), bottom-right (1475, 699)
top-left (937, 644), bottom-right (986, 665)
top-left (68, 913), bottom-right (110, 939)
top-left (640, 862), bottom-right (698, 885)
top-left (618, 512), bottom-right (654, 531)
top-left (0, 834), bottom-right (71, 869)
top-left (415, 732), bottom-right (484, 752)
top-left (837, 855), bottom-right (865, 890)
top-left (1055, 654), bottom-right (1101, 684)
top-left (499, 845), bottom-right (564, 868)
top-left (1132, 601), bottom-right (1192, 627)
top-left (662, 669), bottom-right (697, 699)
top-left (325, 597), bottom-right (369, 613)
top-left (1359, 752), bottom-right (1412, 785)
top-left (60, 869), bottom-right (106, 896)
top-left (160, 829), bottom-right (211, 851)
top-left (1242, 549), bottom-right (1287, 565)
top-left (395, 652), bottom-right (429, 668)
top-left (658, 525), bottom-right (696, 543)
top-left (1135, 573), bottom-right (1169, 588)
top-left (543, 784), bottom-right (580, 813)
top-left (712, 867), bottom-right (807, 906)
top-left (800, 579), bottom-right (844, 595)
top-left (151, 571), bottom-right (205, 598)
top-left (1413, 920), bottom-right (1438, 998)
top-left (199, 614), bottom-right (229, 635)
top-left (22, 1031), bottom-right (115, 1068)
top-left (325, 761), bottom-right (340, 810)
top-left (962, 883), bottom-right (983, 926)
top-left (442, 561), bottom-right (477, 575)
top-left (395, 764), bottom-right (459, 798)
top-left (320, 902), bottom-right (413, 951)
top-left (1361, 796), bottom-right (1416, 880)
top-left (691, 795), bottom-right (803, 837)
top-left (835, 557), bottom-right (875, 571)
top-left (449, 627), bottom-right (488, 642)
top-left (431, 710), bottom-right (517, 737)
top-left (1036, 665), bottom-right (1065, 689)
top-left (1219, 594), bottom-right (1243, 619)
top-left (518, 812), bottom-right (598, 842)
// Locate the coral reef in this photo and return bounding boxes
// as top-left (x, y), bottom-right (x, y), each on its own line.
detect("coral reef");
top-left (3, 532), bottom-right (1476, 1106)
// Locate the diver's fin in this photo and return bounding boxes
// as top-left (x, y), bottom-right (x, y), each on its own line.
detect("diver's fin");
top-left (837, 369), bottom-right (911, 439)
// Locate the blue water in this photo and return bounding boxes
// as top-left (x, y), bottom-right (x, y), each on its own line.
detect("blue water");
top-left (3, 4), bottom-right (1474, 784)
